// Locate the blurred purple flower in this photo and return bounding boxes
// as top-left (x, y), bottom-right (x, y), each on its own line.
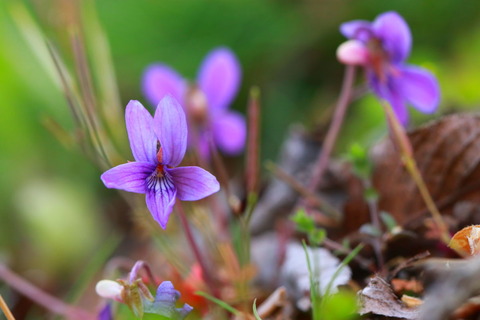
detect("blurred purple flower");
top-left (101, 96), bottom-right (220, 229)
top-left (144, 281), bottom-right (193, 319)
top-left (142, 47), bottom-right (246, 157)
top-left (339, 11), bottom-right (440, 124)
top-left (98, 304), bottom-right (113, 320)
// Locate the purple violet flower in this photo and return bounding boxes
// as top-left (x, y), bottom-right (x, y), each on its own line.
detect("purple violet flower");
top-left (98, 303), bottom-right (113, 320)
top-left (144, 281), bottom-right (193, 320)
top-left (142, 47), bottom-right (246, 158)
top-left (101, 96), bottom-right (220, 229)
top-left (339, 11), bottom-right (440, 124)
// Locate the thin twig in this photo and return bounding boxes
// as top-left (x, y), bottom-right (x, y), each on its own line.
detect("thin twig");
top-left (0, 295), bottom-right (15, 320)
top-left (176, 203), bottom-right (218, 297)
top-left (71, 31), bottom-right (111, 167)
top-left (323, 238), bottom-right (374, 271)
top-left (0, 264), bottom-right (95, 320)
top-left (265, 161), bottom-right (341, 220)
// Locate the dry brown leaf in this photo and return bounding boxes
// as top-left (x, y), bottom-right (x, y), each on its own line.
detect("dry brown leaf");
top-left (358, 275), bottom-right (420, 319)
top-left (401, 295), bottom-right (423, 308)
top-left (391, 278), bottom-right (424, 295)
top-left (449, 225), bottom-right (480, 256)
top-left (372, 114), bottom-right (480, 227)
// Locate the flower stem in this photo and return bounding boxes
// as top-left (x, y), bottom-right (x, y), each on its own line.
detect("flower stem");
top-left (176, 203), bottom-right (218, 296)
top-left (128, 260), bottom-right (157, 286)
top-left (0, 264), bottom-right (95, 320)
top-left (364, 185), bottom-right (384, 269)
top-left (382, 102), bottom-right (450, 245)
top-left (0, 295), bottom-right (15, 320)
top-left (308, 65), bottom-right (356, 193)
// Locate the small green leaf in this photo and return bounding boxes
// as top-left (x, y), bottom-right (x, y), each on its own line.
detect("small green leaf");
top-left (195, 291), bottom-right (241, 316)
top-left (346, 143), bottom-right (372, 179)
top-left (143, 314), bottom-right (171, 320)
top-left (319, 291), bottom-right (358, 320)
top-left (363, 187), bottom-right (378, 202)
top-left (359, 223), bottom-right (381, 237)
top-left (253, 299), bottom-right (263, 320)
top-left (291, 209), bottom-right (315, 233)
top-left (380, 211), bottom-right (398, 232)
top-left (308, 228), bottom-right (326, 246)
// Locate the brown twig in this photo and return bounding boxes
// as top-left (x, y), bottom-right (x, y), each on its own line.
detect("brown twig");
top-left (0, 295), bottom-right (15, 320)
top-left (176, 202), bottom-right (218, 297)
top-left (0, 264), bottom-right (95, 320)
top-left (265, 160), bottom-right (341, 221)
top-left (246, 87), bottom-right (261, 196)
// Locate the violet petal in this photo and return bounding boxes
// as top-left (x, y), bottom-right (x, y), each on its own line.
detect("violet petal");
top-left (125, 100), bottom-right (158, 163)
top-left (339, 20), bottom-right (372, 43)
top-left (197, 47), bottom-right (241, 113)
top-left (212, 111), bottom-right (246, 155)
top-left (169, 166), bottom-right (220, 201)
top-left (98, 303), bottom-right (113, 320)
top-left (373, 11), bottom-right (411, 63)
top-left (143, 281), bottom-right (193, 319)
top-left (394, 65), bottom-right (440, 114)
top-left (145, 173), bottom-right (177, 229)
top-left (154, 95), bottom-right (188, 167)
top-left (101, 162), bottom-right (155, 194)
top-left (368, 71), bottom-right (409, 125)
top-left (142, 64), bottom-right (186, 108)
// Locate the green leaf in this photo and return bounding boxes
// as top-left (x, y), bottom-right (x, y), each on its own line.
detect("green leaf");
top-left (291, 209), bottom-right (315, 233)
top-left (195, 291), bottom-right (241, 316)
top-left (380, 211), bottom-right (398, 232)
top-left (363, 187), bottom-right (378, 202)
top-left (308, 228), bottom-right (326, 246)
top-left (319, 291), bottom-right (358, 320)
top-left (252, 299), bottom-right (263, 320)
top-left (143, 314), bottom-right (171, 320)
top-left (359, 223), bottom-right (381, 237)
top-left (345, 143), bottom-right (372, 179)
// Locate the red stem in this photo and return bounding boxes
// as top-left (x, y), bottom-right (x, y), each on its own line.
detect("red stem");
top-left (308, 65), bottom-right (356, 193)
top-left (176, 203), bottom-right (218, 296)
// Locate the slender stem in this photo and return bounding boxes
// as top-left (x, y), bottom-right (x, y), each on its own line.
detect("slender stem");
top-left (367, 199), bottom-right (384, 269)
top-left (404, 157), bottom-right (450, 244)
top-left (246, 87), bottom-right (261, 196)
top-left (0, 264), bottom-right (95, 320)
top-left (323, 238), bottom-right (374, 271)
top-left (308, 65), bottom-right (356, 193)
top-left (0, 295), bottom-right (15, 320)
top-left (128, 260), bottom-right (157, 286)
top-left (382, 102), bottom-right (450, 244)
top-left (363, 180), bottom-right (384, 269)
top-left (176, 203), bottom-right (218, 296)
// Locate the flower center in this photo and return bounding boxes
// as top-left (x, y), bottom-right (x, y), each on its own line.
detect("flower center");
top-left (186, 86), bottom-right (209, 124)
top-left (367, 38), bottom-right (391, 83)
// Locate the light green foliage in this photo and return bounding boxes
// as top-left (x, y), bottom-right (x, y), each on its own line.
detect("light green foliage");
top-left (252, 299), bottom-right (263, 320)
top-left (346, 143), bottom-right (372, 180)
top-left (380, 211), bottom-right (398, 232)
top-left (317, 291), bottom-right (359, 320)
top-left (291, 209), bottom-right (326, 246)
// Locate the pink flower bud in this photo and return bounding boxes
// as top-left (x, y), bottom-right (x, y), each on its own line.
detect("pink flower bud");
top-left (336, 40), bottom-right (369, 66)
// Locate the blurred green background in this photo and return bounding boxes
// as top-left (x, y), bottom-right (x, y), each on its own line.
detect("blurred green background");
top-left (1, 0), bottom-right (480, 316)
